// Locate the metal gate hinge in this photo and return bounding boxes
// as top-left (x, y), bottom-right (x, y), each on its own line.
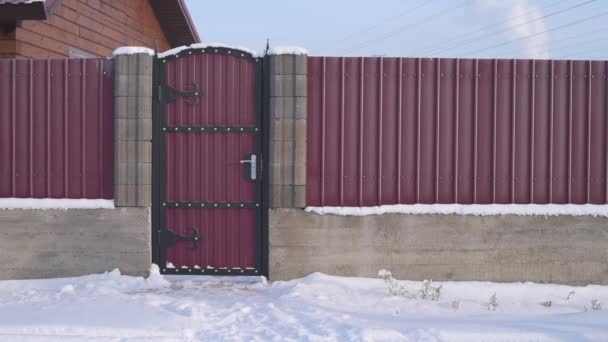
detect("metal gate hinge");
top-left (159, 82), bottom-right (204, 105)
top-left (164, 227), bottom-right (202, 250)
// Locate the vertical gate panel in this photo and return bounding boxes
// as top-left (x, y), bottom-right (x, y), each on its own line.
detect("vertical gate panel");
top-left (494, 60), bottom-right (514, 203)
top-left (418, 58), bottom-right (436, 204)
top-left (0, 60), bottom-right (11, 196)
top-left (361, 58), bottom-right (380, 206)
top-left (532, 60), bottom-right (550, 203)
top-left (551, 60), bottom-right (570, 203)
top-left (456, 59), bottom-right (474, 204)
top-left (399, 58), bottom-right (419, 204)
top-left (588, 61), bottom-right (607, 204)
top-left (513, 60), bottom-right (532, 204)
top-left (571, 61), bottom-right (589, 204)
top-left (31, 60), bottom-right (46, 198)
top-left (323, 57), bottom-right (341, 206)
top-left (158, 48), bottom-right (261, 274)
top-left (13, 60), bottom-right (29, 198)
top-left (380, 58), bottom-right (399, 204)
top-left (437, 58), bottom-right (456, 203)
top-left (342, 58), bottom-right (362, 206)
top-left (476, 59), bottom-right (494, 204)
top-left (48, 59), bottom-right (67, 198)
top-left (306, 57), bottom-right (322, 205)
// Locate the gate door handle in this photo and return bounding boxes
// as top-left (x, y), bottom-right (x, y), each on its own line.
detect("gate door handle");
top-left (240, 154), bottom-right (257, 180)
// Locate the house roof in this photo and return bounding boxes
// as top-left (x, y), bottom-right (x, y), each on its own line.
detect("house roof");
top-left (149, 0), bottom-right (201, 47)
top-left (0, 0), bottom-right (62, 21)
top-left (0, 0), bottom-right (200, 47)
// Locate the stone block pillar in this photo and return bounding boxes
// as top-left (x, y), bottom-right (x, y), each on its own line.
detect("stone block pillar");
top-left (114, 53), bottom-right (153, 207)
top-left (268, 53), bottom-right (307, 208)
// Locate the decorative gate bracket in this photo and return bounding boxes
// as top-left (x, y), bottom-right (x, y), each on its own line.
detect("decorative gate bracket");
top-left (165, 227), bottom-right (201, 250)
top-left (159, 82), bottom-right (204, 104)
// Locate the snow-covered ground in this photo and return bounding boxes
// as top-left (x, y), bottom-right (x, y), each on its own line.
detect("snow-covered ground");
top-left (0, 266), bottom-right (606, 342)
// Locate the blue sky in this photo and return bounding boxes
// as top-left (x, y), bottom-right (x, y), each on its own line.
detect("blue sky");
top-left (184, 0), bottom-right (608, 60)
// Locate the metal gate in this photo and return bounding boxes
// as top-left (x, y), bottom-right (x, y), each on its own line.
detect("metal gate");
top-left (152, 46), bottom-right (266, 276)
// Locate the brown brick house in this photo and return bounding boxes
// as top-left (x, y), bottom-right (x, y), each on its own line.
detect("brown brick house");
top-left (0, 0), bottom-right (200, 58)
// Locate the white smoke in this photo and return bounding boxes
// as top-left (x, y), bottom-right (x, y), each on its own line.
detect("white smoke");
top-left (477, 0), bottom-right (549, 58)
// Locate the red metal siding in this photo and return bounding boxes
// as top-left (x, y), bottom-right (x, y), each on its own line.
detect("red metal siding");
top-left (164, 53), bottom-right (258, 270)
top-left (0, 58), bottom-right (114, 199)
top-left (307, 57), bottom-right (608, 206)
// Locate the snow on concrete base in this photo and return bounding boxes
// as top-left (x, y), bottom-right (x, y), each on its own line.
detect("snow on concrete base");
top-left (0, 198), bottom-right (115, 210)
top-left (0, 269), bottom-right (606, 341)
top-left (306, 203), bottom-right (608, 217)
top-left (267, 46), bottom-right (309, 55)
top-left (158, 42), bottom-right (259, 59)
top-left (113, 46), bottom-right (155, 56)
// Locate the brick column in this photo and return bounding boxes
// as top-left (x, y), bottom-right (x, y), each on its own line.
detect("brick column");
top-left (268, 53), bottom-right (307, 208)
top-left (114, 53), bottom-right (153, 206)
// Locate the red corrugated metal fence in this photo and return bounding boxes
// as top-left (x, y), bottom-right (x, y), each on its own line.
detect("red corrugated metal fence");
top-left (307, 57), bottom-right (608, 206)
top-left (0, 58), bottom-right (114, 199)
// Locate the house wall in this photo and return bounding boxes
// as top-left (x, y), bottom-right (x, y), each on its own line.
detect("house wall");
top-left (9, 0), bottom-right (171, 58)
top-left (0, 28), bottom-right (16, 58)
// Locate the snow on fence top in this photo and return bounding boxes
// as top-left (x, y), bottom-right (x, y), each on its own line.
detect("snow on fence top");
top-left (0, 198), bottom-right (115, 210)
top-left (306, 203), bottom-right (608, 218)
top-left (157, 42), bottom-right (259, 59)
top-left (266, 46), bottom-right (309, 55)
top-left (113, 47), bottom-right (156, 56)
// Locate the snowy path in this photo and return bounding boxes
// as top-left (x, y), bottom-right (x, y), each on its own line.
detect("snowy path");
top-left (0, 267), bottom-right (606, 341)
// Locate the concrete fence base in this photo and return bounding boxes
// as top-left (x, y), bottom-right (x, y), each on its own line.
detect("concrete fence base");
top-left (0, 208), bottom-right (151, 280)
top-left (269, 209), bottom-right (608, 285)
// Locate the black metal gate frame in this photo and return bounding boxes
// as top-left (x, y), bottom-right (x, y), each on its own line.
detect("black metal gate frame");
top-left (151, 46), bottom-right (270, 277)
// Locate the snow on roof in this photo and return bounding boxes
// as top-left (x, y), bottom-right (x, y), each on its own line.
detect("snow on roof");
top-left (113, 46), bottom-right (156, 56)
top-left (158, 42), bottom-right (259, 59)
top-left (266, 46), bottom-right (309, 56)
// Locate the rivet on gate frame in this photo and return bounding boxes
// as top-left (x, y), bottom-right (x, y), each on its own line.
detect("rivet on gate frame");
top-left (214, 204), bottom-right (218, 207)
top-left (163, 269), bottom-right (166, 272)
top-left (176, 269), bottom-right (179, 272)
top-left (176, 203), bottom-right (179, 207)
top-left (200, 127), bottom-right (204, 131)
top-left (241, 204), bottom-right (244, 207)
top-left (201, 203), bottom-right (205, 207)
top-left (241, 54), bottom-right (244, 57)
top-left (214, 127), bottom-right (218, 131)
top-left (175, 127), bottom-right (178, 131)
top-left (163, 202), bottom-right (166, 206)
top-left (228, 51), bottom-right (231, 54)
top-left (202, 49), bottom-right (205, 52)
top-left (162, 127), bottom-right (167, 131)
top-left (188, 203), bottom-right (192, 207)
top-left (240, 128), bottom-right (244, 131)
top-left (256, 204), bottom-right (259, 207)
top-left (227, 203), bottom-right (231, 207)
top-left (189, 51), bottom-right (192, 54)
top-left (215, 269), bottom-right (218, 272)
top-left (255, 128), bottom-right (258, 131)
top-left (188, 127), bottom-right (192, 131)
top-left (215, 49), bottom-right (218, 53)
top-left (227, 128), bottom-right (231, 131)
